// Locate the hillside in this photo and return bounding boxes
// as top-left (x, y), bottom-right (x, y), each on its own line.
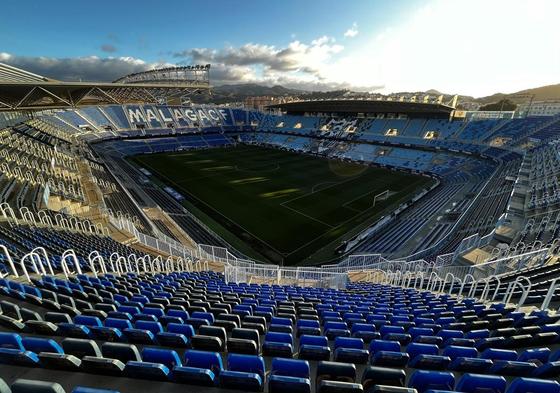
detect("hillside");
top-left (449, 84), bottom-right (560, 105)
top-left (191, 83), bottom-right (304, 104)
top-left (192, 82), bottom-right (560, 106)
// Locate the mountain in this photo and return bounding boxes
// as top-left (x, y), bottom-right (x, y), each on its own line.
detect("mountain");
top-left (190, 82), bottom-right (560, 106)
top-left (476, 83), bottom-right (560, 104)
top-left (212, 83), bottom-right (303, 96)
top-left (191, 83), bottom-right (304, 104)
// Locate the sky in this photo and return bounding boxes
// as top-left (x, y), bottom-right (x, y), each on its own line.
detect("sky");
top-left (0, 0), bottom-right (559, 96)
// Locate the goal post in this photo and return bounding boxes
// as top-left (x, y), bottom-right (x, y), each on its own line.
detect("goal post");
top-left (372, 189), bottom-right (390, 207)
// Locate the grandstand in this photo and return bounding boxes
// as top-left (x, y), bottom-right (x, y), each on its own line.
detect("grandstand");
top-left (1, 60), bottom-right (560, 393)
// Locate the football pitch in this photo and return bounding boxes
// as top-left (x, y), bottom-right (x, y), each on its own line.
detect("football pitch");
top-left (131, 145), bottom-right (433, 265)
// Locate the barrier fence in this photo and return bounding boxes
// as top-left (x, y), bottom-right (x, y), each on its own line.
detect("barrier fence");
top-left (224, 264), bottom-right (348, 289)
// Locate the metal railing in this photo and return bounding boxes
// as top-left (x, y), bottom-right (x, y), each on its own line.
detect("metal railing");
top-left (224, 264), bottom-right (348, 289)
top-left (2, 242), bottom-right (559, 311)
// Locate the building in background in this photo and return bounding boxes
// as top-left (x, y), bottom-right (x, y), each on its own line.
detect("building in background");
top-left (244, 96), bottom-right (298, 111)
top-left (517, 101), bottom-right (560, 117)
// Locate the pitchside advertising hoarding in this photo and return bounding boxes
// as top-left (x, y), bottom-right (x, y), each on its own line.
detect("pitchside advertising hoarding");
top-left (126, 106), bottom-right (232, 126)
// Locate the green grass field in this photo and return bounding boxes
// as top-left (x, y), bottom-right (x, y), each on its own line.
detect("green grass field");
top-left (131, 145), bottom-right (433, 265)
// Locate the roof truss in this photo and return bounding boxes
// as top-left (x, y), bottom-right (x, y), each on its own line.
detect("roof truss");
top-left (0, 82), bottom-right (209, 111)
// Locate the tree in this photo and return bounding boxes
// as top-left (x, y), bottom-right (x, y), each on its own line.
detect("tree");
top-left (479, 99), bottom-right (517, 111)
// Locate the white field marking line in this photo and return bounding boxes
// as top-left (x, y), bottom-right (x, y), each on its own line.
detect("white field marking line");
top-left (284, 201), bottom-right (384, 257)
top-left (277, 176), bottom-right (365, 229)
top-left (146, 147), bottom-right (419, 258)
top-left (280, 173), bottom-right (368, 208)
top-left (284, 181), bottom-right (426, 258)
top-left (280, 203), bottom-right (335, 229)
top-left (311, 181), bottom-right (338, 193)
top-left (234, 163), bottom-right (280, 172)
top-left (281, 172), bottom-right (395, 221)
top-left (170, 148), bottom-right (293, 183)
top-left (140, 160), bottom-right (286, 256)
top-left (144, 146), bottom-right (332, 256)
top-left (342, 189), bottom-right (396, 209)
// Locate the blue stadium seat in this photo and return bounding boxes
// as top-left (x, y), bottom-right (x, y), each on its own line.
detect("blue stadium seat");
top-left (124, 361), bottom-right (170, 381)
top-left (410, 327), bottom-right (434, 340)
top-left (219, 353), bottom-right (265, 391)
top-left (489, 361), bottom-right (537, 377)
top-left (407, 343), bottom-right (450, 370)
top-left (518, 348), bottom-right (550, 364)
top-left (408, 370), bottom-right (455, 393)
top-left (22, 337), bottom-right (64, 354)
top-left (269, 358), bottom-right (311, 393)
top-left (297, 319), bottom-right (321, 337)
top-left (0, 332), bottom-right (24, 350)
top-left (74, 315), bottom-right (102, 328)
top-left (532, 361), bottom-right (560, 378)
top-left (325, 321), bottom-right (351, 340)
top-left (507, 378), bottom-right (560, 393)
top-left (442, 345), bottom-right (478, 361)
top-left (456, 373), bottom-right (506, 393)
top-left (72, 387), bottom-right (120, 393)
top-left (156, 322), bottom-right (194, 347)
top-left (263, 332), bottom-right (293, 358)
top-left (298, 335), bottom-right (330, 361)
top-left (123, 320), bottom-right (162, 344)
top-left (369, 340), bottom-right (409, 367)
top-left (437, 330), bottom-right (463, 347)
top-left (351, 324), bottom-right (379, 343)
top-left (334, 337), bottom-right (369, 364)
top-left (173, 350), bottom-right (223, 385)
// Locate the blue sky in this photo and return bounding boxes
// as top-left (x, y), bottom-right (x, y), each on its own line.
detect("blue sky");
top-left (1, 0), bottom-right (558, 95)
top-left (0, 0), bottom-right (415, 60)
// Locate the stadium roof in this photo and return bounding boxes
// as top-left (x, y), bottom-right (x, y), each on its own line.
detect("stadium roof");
top-left (0, 62), bottom-right (54, 83)
top-left (0, 63), bottom-right (210, 111)
top-left (268, 99), bottom-right (455, 118)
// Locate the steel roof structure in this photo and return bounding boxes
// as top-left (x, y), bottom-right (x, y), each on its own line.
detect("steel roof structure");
top-left (0, 63), bottom-right (210, 111)
top-left (268, 99), bottom-right (455, 118)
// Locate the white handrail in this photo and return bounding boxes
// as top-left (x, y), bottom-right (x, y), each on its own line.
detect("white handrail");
top-left (87, 251), bottom-right (101, 278)
top-left (31, 247), bottom-right (54, 276)
top-left (458, 274), bottom-right (475, 301)
top-left (412, 271), bottom-right (424, 289)
top-left (503, 276), bottom-right (532, 310)
top-left (20, 251), bottom-right (43, 282)
top-left (442, 273), bottom-right (456, 295)
top-left (127, 254), bottom-right (137, 273)
top-left (0, 245), bottom-right (18, 278)
top-left (541, 278), bottom-right (560, 311)
top-left (61, 249), bottom-right (83, 275)
top-left (109, 252), bottom-right (119, 273)
top-left (115, 256), bottom-right (125, 275)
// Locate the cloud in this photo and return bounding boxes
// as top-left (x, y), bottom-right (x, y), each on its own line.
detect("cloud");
top-left (3, 0), bottom-right (558, 96)
top-left (100, 44), bottom-right (117, 53)
top-left (344, 23), bottom-right (359, 38)
top-left (172, 35), bottom-right (348, 90)
top-left (175, 36), bottom-right (343, 77)
top-left (0, 53), bottom-right (167, 82)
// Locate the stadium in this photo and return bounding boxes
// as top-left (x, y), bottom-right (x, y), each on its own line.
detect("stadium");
top-left (1, 1), bottom-right (560, 393)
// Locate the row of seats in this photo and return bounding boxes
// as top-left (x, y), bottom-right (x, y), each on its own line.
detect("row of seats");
top-left (2, 270), bottom-right (560, 393)
top-left (0, 377), bottom-right (117, 393)
top-left (1, 334), bottom-right (558, 393)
